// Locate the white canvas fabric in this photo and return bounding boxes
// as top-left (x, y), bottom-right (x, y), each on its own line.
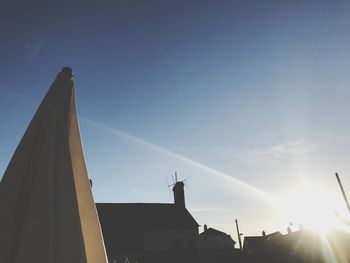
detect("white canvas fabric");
top-left (0, 68), bottom-right (108, 263)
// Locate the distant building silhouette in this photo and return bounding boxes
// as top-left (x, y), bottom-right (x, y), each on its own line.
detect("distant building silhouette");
top-left (243, 231), bottom-right (282, 254)
top-left (199, 225), bottom-right (236, 263)
top-left (96, 181), bottom-right (201, 263)
top-left (199, 225), bottom-right (236, 251)
top-left (243, 229), bottom-right (350, 263)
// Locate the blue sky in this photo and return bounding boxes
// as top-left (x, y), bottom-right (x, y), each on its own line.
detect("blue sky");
top-left (1, 0), bottom-right (350, 237)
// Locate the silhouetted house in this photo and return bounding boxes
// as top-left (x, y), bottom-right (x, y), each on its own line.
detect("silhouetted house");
top-left (96, 181), bottom-right (201, 263)
top-left (243, 229), bottom-right (350, 263)
top-left (199, 224), bottom-right (236, 251)
top-left (272, 229), bottom-right (350, 263)
top-left (243, 231), bottom-right (282, 254)
top-left (199, 225), bottom-right (236, 263)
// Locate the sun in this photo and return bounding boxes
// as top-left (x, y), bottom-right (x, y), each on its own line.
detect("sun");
top-left (280, 183), bottom-right (342, 233)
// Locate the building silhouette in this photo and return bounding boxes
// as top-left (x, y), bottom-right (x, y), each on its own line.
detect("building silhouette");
top-left (199, 224), bottom-right (236, 251)
top-left (243, 231), bottom-right (282, 255)
top-left (243, 229), bottom-right (350, 263)
top-left (97, 181), bottom-right (201, 263)
top-left (199, 224), bottom-right (236, 263)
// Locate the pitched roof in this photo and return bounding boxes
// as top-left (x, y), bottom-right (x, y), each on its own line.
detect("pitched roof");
top-left (97, 203), bottom-right (199, 229)
top-left (96, 203), bottom-right (199, 253)
top-left (199, 228), bottom-right (236, 244)
top-left (243, 231), bottom-right (282, 251)
top-left (200, 228), bottom-right (233, 237)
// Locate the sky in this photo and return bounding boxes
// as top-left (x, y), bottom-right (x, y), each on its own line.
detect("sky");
top-left (1, 0), bottom-right (350, 238)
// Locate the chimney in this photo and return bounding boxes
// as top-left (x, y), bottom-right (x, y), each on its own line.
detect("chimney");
top-left (173, 181), bottom-right (185, 207)
top-left (262, 231), bottom-right (266, 236)
top-left (204, 224), bottom-right (208, 232)
top-left (287, 226), bottom-right (292, 234)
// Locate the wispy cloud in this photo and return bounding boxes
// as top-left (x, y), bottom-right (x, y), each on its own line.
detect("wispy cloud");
top-left (234, 140), bottom-right (315, 162)
top-left (80, 117), bottom-right (281, 205)
top-left (25, 39), bottom-right (45, 61)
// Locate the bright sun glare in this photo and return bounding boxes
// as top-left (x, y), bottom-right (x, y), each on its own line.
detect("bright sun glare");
top-left (280, 183), bottom-right (345, 233)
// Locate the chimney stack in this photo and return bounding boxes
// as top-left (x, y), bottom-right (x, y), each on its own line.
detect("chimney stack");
top-left (173, 181), bottom-right (185, 208)
top-left (262, 231), bottom-right (266, 236)
top-left (204, 224), bottom-right (208, 232)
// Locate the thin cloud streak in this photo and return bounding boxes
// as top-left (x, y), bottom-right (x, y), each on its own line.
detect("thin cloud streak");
top-left (31, 39), bottom-right (44, 61)
top-left (80, 116), bottom-right (281, 206)
top-left (233, 140), bottom-right (315, 162)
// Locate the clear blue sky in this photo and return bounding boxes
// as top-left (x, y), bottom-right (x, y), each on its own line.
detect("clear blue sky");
top-left (1, 0), bottom-right (350, 237)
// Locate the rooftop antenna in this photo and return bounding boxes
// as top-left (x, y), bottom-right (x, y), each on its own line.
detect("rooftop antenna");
top-left (235, 219), bottom-right (243, 250)
top-left (166, 172), bottom-right (181, 195)
top-left (335, 172), bottom-right (350, 215)
top-left (168, 172), bottom-right (177, 188)
top-left (168, 171), bottom-right (191, 188)
top-left (165, 177), bottom-right (172, 197)
top-left (183, 175), bottom-right (192, 191)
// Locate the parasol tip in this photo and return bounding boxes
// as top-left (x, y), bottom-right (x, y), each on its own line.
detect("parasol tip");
top-left (59, 67), bottom-right (74, 81)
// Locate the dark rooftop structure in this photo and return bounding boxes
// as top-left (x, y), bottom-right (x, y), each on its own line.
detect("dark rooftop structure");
top-left (200, 227), bottom-right (235, 238)
top-left (97, 203), bottom-right (199, 254)
top-left (243, 231), bottom-right (282, 254)
top-left (96, 181), bottom-right (201, 263)
top-left (199, 225), bottom-right (237, 263)
top-left (199, 225), bottom-right (236, 249)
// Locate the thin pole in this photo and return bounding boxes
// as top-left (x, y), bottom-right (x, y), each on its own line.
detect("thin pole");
top-left (235, 219), bottom-right (242, 250)
top-left (335, 172), bottom-right (350, 215)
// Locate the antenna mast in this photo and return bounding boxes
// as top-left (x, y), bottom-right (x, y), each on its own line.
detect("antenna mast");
top-left (335, 172), bottom-right (350, 215)
top-left (235, 219), bottom-right (243, 250)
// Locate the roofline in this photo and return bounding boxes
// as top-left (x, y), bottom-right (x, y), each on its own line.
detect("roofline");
top-left (96, 202), bottom-right (200, 226)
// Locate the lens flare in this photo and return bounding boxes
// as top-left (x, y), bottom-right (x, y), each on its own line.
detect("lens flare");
top-left (280, 183), bottom-right (344, 233)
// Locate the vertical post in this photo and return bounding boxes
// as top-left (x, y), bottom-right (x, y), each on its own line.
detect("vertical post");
top-left (235, 219), bottom-right (242, 250)
top-left (335, 172), bottom-right (350, 215)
